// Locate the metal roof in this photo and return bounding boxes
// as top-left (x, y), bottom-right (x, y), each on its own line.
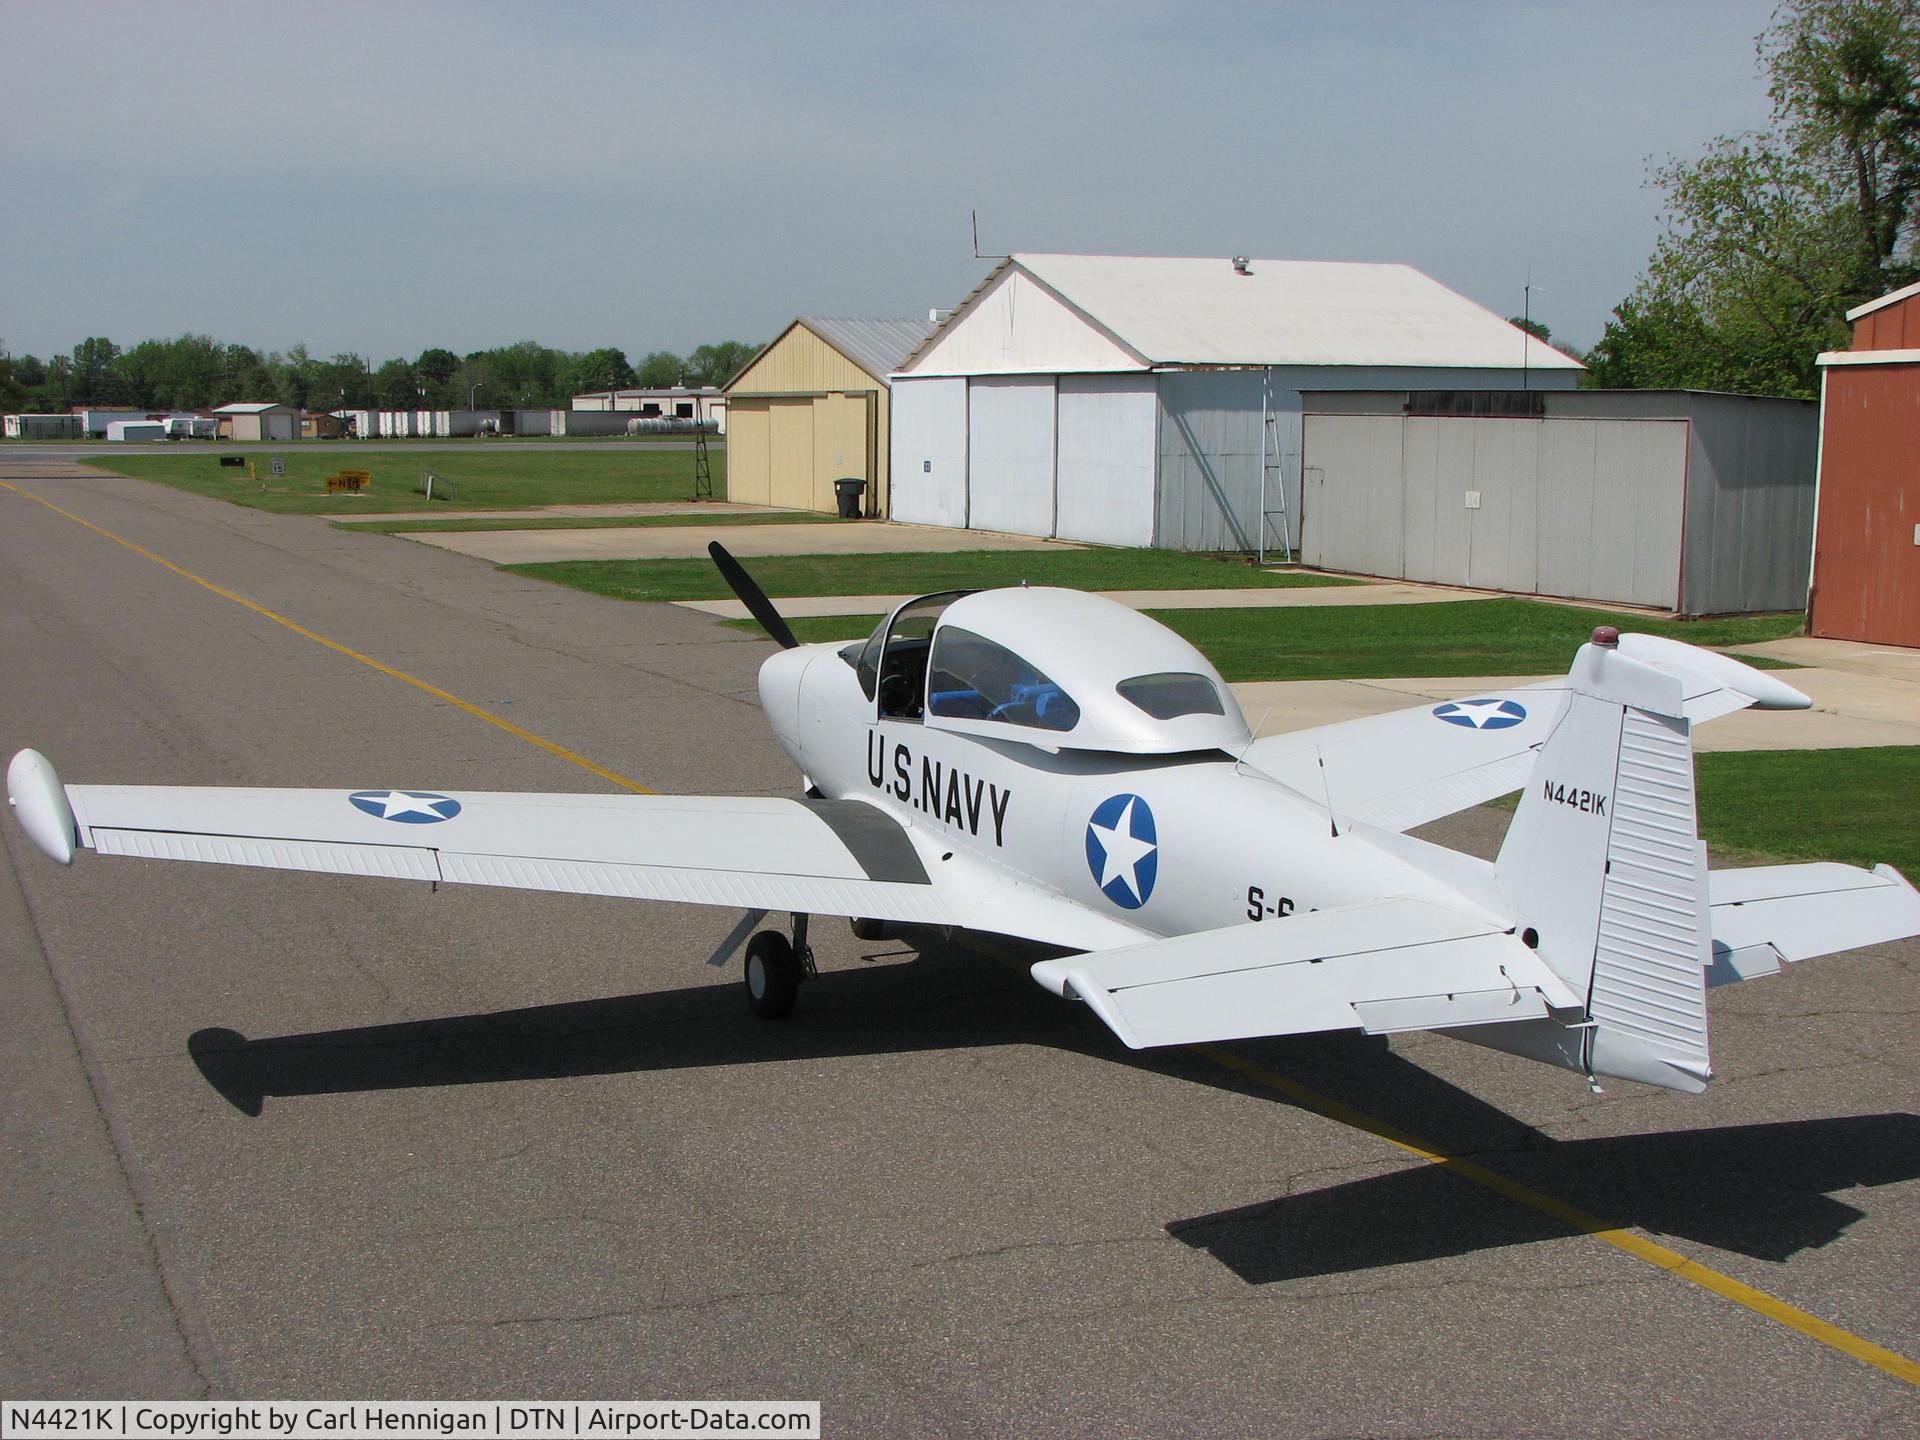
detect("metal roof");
top-left (904, 254), bottom-right (1584, 372)
top-left (800, 317), bottom-right (935, 381)
top-left (212, 402), bottom-right (295, 414)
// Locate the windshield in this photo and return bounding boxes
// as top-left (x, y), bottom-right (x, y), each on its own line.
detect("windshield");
top-left (862, 591), bottom-right (971, 718)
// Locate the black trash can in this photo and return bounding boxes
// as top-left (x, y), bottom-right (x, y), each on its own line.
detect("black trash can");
top-left (833, 477), bottom-right (867, 518)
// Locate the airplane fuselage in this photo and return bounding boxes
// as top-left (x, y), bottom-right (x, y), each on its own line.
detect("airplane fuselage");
top-left (765, 643), bottom-right (1491, 943)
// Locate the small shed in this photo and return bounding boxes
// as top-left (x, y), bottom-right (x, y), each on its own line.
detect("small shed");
top-left (1298, 390), bottom-right (1816, 614)
top-left (105, 419), bottom-right (167, 443)
top-left (888, 254), bottom-right (1582, 550)
top-left (213, 402), bottom-right (298, 442)
top-left (724, 318), bottom-right (933, 516)
top-left (1811, 281), bottom-right (1920, 647)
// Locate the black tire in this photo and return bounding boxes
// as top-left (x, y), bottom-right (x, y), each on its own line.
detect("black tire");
top-left (850, 916), bottom-right (887, 941)
top-left (744, 930), bottom-right (800, 1019)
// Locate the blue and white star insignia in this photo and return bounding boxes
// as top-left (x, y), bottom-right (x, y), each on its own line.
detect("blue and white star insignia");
top-left (1086, 793), bottom-right (1158, 909)
top-left (349, 789), bottom-right (462, 823)
top-left (1432, 698), bottom-right (1528, 731)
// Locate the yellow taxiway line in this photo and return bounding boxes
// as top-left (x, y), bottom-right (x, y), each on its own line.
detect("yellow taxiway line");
top-left (1, 481), bottom-right (654, 795)
top-left (9, 476), bottom-right (1915, 1390)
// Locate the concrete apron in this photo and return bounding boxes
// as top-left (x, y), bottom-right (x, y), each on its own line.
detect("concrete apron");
top-left (407, 520), bottom-right (1081, 564)
top-left (679, 581), bottom-right (1497, 620)
top-left (1234, 656), bottom-right (1920, 753)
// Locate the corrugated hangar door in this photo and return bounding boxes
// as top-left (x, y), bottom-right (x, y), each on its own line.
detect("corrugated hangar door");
top-left (968, 377), bottom-right (1056, 537)
top-left (726, 399), bottom-right (772, 505)
top-left (889, 378), bottom-right (968, 527)
top-left (1055, 376), bottom-right (1157, 546)
top-left (1304, 413), bottom-right (1688, 609)
top-left (767, 399), bottom-right (815, 510)
top-left (809, 392), bottom-right (872, 514)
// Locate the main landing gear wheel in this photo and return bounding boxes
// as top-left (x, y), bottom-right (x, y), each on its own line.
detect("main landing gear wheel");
top-left (744, 930), bottom-right (801, 1019)
top-left (850, 916), bottom-right (887, 941)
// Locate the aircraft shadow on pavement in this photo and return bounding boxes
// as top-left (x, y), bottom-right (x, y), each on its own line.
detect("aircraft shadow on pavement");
top-left (1168, 1029), bottom-right (1920, 1277)
top-left (184, 935), bottom-right (1919, 1279)
top-left (186, 934), bottom-right (1105, 1117)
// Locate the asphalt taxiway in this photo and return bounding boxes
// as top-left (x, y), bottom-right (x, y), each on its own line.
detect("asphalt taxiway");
top-left (2, 465), bottom-right (1915, 1434)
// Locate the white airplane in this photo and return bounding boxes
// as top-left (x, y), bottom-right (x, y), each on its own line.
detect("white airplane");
top-left (9, 543), bottom-right (1919, 1096)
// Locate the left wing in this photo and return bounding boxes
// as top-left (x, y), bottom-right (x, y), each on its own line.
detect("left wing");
top-left (1030, 898), bottom-right (1582, 1049)
top-left (9, 749), bottom-right (1154, 955)
top-left (10, 749), bottom-right (959, 928)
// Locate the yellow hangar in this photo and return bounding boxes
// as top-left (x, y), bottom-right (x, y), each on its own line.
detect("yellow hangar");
top-left (723, 317), bottom-right (931, 517)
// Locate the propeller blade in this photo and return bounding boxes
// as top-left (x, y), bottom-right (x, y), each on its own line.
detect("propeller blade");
top-left (708, 541), bottom-right (800, 650)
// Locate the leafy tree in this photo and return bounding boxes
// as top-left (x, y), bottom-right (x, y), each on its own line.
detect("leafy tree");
top-left (69, 337), bottom-right (124, 405)
top-left (1765, 0), bottom-right (1920, 290)
top-left (223, 344), bottom-right (277, 403)
top-left (373, 358), bottom-right (424, 409)
top-left (119, 334), bottom-right (225, 409)
top-left (684, 340), bottom-right (756, 387)
top-left (0, 345), bottom-right (25, 414)
top-left (415, 347), bottom-right (460, 389)
top-left (1592, 0), bottom-right (1918, 397)
top-left (634, 349), bottom-right (683, 387)
top-left (1507, 317), bottom-right (1552, 341)
top-left (563, 346), bottom-right (636, 397)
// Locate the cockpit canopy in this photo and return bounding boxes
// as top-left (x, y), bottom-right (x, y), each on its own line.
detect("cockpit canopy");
top-left (849, 587), bottom-right (1251, 755)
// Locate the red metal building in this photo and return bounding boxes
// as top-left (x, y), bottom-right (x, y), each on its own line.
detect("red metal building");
top-left (1811, 282), bottom-right (1920, 647)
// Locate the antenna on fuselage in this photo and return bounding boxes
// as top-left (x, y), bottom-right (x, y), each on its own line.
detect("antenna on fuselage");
top-left (1316, 748), bottom-right (1339, 838)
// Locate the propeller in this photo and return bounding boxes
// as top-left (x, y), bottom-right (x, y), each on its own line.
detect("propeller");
top-left (708, 541), bottom-right (800, 650)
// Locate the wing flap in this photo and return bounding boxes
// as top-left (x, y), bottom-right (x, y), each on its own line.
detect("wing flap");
top-left (93, 827), bottom-right (442, 882)
top-left (1033, 899), bottom-right (1578, 1049)
top-left (1708, 862), bottom-right (1920, 974)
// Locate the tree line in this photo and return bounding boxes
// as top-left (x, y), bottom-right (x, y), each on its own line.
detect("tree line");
top-left (1586, 0), bottom-right (1918, 397)
top-left (0, 336), bottom-right (760, 416)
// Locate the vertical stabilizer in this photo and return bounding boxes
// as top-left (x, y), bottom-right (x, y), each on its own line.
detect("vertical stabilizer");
top-left (1493, 630), bottom-right (1713, 1092)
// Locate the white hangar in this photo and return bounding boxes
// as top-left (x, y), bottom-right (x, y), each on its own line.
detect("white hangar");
top-left (887, 253), bottom-right (1582, 551)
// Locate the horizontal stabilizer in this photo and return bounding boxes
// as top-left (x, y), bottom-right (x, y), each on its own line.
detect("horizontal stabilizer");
top-left (1707, 862), bottom-right (1920, 986)
top-left (1031, 899), bottom-right (1580, 1050)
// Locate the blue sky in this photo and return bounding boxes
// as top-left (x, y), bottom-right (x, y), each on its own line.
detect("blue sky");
top-left (1, 1), bottom-right (1780, 364)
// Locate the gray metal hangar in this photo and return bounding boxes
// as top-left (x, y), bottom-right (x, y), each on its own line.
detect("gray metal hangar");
top-left (1299, 389), bottom-right (1816, 615)
top-left (887, 253), bottom-right (1582, 551)
top-left (725, 317), bottom-right (932, 516)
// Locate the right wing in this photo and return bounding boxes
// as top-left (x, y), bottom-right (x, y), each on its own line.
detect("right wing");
top-left (1030, 898), bottom-right (1581, 1050)
top-left (1239, 634), bottom-right (1810, 834)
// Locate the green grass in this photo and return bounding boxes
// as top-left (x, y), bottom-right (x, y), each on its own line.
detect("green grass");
top-left (506, 549), bottom-right (1356, 603)
top-left (726, 600), bottom-right (1804, 682)
top-left (331, 510), bottom-right (830, 535)
top-left (1488, 748), bottom-right (1917, 872)
top-left (1149, 601), bottom-right (1803, 682)
top-left (1693, 748), bottom-right (1920, 873)
top-left (85, 449), bottom-right (724, 514)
